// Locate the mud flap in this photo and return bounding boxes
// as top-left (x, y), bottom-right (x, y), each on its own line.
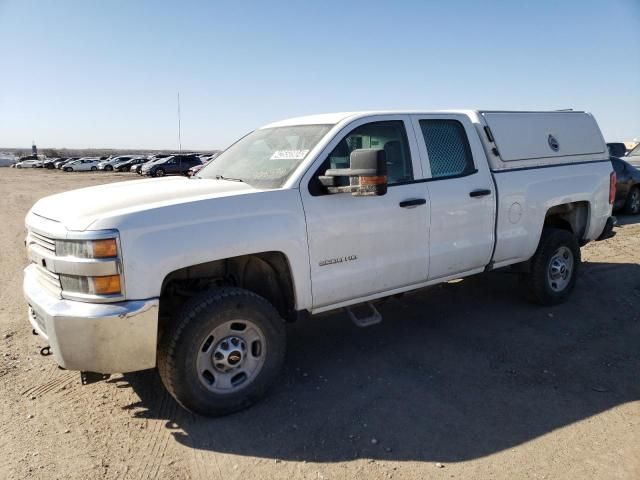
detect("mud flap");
top-left (596, 216), bottom-right (616, 241)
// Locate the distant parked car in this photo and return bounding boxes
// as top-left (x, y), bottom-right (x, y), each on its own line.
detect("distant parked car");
top-left (188, 154), bottom-right (218, 176)
top-left (611, 157), bottom-right (640, 214)
top-left (141, 154), bottom-right (201, 177)
top-left (63, 158), bottom-right (101, 172)
top-left (0, 156), bottom-right (15, 167)
top-left (130, 154), bottom-right (171, 174)
top-left (14, 159), bottom-right (41, 169)
top-left (97, 156), bottom-right (133, 171)
top-left (624, 143), bottom-right (640, 168)
top-left (42, 157), bottom-right (64, 169)
top-left (113, 156), bottom-right (147, 172)
top-left (55, 158), bottom-right (78, 169)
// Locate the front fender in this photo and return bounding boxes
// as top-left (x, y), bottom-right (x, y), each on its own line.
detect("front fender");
top-left (92, 189), bottom-right (312, 310)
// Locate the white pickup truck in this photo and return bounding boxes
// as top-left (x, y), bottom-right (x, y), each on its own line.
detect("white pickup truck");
top-left (24, 110), bottom-right (616, 416)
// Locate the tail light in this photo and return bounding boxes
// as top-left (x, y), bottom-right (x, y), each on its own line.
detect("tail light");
top-left (609, 171), bottom-right (617, 205)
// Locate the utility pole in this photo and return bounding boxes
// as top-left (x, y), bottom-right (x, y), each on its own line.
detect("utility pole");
top-left (177, 91), bottom-right (182, 152)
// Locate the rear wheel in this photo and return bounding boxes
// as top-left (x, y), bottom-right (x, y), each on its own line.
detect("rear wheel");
top-left (157, 287), bottom-right (286, 416)
top-left (524, 228), bottom-right (580, 305)
top-left (624, 187), bottom-right (640, 215)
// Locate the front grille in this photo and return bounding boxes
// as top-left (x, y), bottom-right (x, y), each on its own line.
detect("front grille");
top-left (27, 228), bottom-right (62, 293)
top-left (34, 264), bottom-right (62, 290)
top-left (29, 231), bottom-right (56, 253)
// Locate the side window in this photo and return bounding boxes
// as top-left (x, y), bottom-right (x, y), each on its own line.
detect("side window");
top-left (325, 120), bottom-right (413, 184)
top-left (419, 120), bottom-right (475, 179)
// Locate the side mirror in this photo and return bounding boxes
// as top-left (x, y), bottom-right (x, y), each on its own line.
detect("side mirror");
top-left (319, 148), bottom-right (388, 196)
top-left (607, 142), bottom-right (626, 158)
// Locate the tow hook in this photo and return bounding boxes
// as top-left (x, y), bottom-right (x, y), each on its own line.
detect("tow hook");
top-left (81, 371), bottom-right (111, 385)
top-left (40, 346), bottom-right (52, 356)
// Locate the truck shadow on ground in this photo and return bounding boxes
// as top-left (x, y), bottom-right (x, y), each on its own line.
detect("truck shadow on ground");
top-left (120, 259), bottom-right (640, 463)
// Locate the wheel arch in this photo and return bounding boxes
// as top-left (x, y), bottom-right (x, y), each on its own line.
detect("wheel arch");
top-left (542, 201), bottom-right (590, 240)
top-left (159, 251), bottom-right (298, 326)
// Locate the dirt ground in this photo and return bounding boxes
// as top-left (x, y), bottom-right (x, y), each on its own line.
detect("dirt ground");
top-left (0, 168), bottom-right (639, 480)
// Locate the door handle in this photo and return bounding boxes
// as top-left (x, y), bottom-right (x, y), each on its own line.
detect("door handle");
top-left (399, 198), bottom-right (426, 208)
top-left (469, 189), bottom-right (492, 198)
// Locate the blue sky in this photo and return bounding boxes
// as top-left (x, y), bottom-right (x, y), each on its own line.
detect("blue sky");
top-left (1, 0), bottom-right (639, 150)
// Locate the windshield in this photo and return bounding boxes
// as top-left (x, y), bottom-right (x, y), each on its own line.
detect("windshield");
top-left (628, 143), bottom-right (640, 157)
top-left (198, 124), bottom-right (332, 188)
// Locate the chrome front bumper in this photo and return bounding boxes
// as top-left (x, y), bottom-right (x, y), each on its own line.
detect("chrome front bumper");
top-left (24, 264), bottom-right (159, 373)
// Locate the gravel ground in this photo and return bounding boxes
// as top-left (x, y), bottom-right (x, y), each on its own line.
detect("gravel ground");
top-left (1, 168), bottom-right (639, 480)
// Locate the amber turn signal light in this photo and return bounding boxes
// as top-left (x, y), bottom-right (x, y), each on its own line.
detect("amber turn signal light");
top-left (359, 175), bottom-right (387, 186)
top-left (92, 239), bottom-right (118, 258)
top-left (92, 275), bottom-right (121, 295)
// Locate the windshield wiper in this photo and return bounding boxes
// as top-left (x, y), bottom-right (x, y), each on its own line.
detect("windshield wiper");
top-left (215, 175), bottom-right (245, 183)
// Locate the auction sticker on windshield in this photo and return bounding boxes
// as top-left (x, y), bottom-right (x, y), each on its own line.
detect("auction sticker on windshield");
top-left (270, 149), bottom-right (309, 160)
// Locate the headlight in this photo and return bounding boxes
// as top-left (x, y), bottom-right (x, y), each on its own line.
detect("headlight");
top-left (56, 239), bottom-right (117, 258)
top-left (60, 274), bottom-right (122, 295)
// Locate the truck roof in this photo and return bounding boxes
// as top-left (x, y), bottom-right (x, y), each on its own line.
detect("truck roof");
top-left (262, 109), bottom-right (588, 128)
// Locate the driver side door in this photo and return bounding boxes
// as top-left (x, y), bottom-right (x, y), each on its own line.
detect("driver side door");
top-left (300, 115), bottom-right (430, 311)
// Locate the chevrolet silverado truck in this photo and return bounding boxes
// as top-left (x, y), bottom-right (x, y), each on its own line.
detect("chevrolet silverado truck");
top-left (24, 110), bottom-right (616, 416)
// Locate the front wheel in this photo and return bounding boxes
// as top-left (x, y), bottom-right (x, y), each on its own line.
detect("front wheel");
top-left (624, 187), bottom-right (640, 215)
top-left (158, 287), bottom-right (286, 416)
top-left (64, 167), bottom-right (73, 172)
top-left (105, 165), bottom-right (113, 171)
top-left (91, 166), bottom-right (97, 171)
top-left (154, 168), bottom-right (165, 177)
top-left (524, 228), bottom-right (580, 305)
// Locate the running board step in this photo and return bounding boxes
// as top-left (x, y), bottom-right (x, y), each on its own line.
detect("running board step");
top-left (346, 302), bottom-right (382, 327)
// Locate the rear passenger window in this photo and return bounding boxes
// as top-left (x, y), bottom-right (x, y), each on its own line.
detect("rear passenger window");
top-left (419, 120), bottom-right (475, 178)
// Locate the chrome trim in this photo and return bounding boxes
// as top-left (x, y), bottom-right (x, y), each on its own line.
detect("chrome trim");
top-left (33, 264), bottom-right (63, 296)
top-left (28, 244), bottom-right (119, 276)
top-left (29, 231), bottom-right (56, 252)
top-left (63, 229), bottom-right (120, 241)
top-left (61, 290), bottom-right (125, 303)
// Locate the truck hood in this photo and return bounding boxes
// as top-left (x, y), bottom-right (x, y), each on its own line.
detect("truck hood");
top-left (30, 176), bottom-right (256, 231)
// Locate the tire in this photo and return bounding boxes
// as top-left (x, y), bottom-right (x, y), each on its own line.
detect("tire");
top-left (157, 287), bottom-right (286, 416)
top-left (46, 164), bottom-right (54, 169)
top-left (154, 168), bottom-right (165, 177)
top-left (105, 165), bottom-right (113, 171)
top-left (91, 166), bottom-right (97, 171)
top-left (524, 228), bottom-right (580, 305)
top-left (64, 167), bottom-right (73, 172)
top-left (624, 186), bottom-right (640, 215)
